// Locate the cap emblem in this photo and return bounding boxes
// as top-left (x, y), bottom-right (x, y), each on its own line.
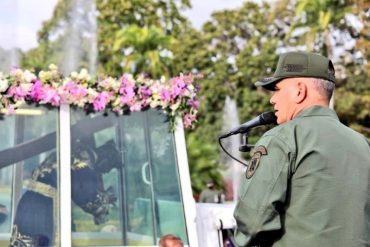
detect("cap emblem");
top-left (284, 64), bottom-right (306, 72)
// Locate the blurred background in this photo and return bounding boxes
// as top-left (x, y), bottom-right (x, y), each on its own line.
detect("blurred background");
top-left (0, 0), bottom-right (368, 199)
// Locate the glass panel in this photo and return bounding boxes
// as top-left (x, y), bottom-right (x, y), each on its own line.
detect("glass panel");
top-left (0, 116), bottom-right (15, 242)
top-left (147, 110), bottom-right (188, 244)
top-left (0, 105), bottom-right (58, 246)
top-left (120, 111), bottom-right (155, 245)
top-left (70, 109), bottom-right (188, 246)
top-left (69, 109), bottom-right (124, 246)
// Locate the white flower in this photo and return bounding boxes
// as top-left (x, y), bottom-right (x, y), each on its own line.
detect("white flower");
top-left (110, 78), bottom-right (121, 91)
top-left (49, 64), bottom-right (58, 71)
top-left (150, 100), bottom-right (160, 108)
top-left (0, 78), bottom-right (9, 92)
top-left (20, 83), bottom-right (32, 92)
top-left (39, 71), bottom-right (50, 82)
top-left (24, 70), bottom-right (37, 83)
top-left (70, 72), bottom-right (79, 80)
top-left (160, 76), bottom-right (166, 83)
top-left (12, 69), bottom-right (22, 77)
top-left (86, 88), bottom-right (98, 102)
top-left (170, 101), bottom-right (180, 112)
top-left (112, 97), bottom-right (121, 107)
top-left (78, 69), bottom-right (90, 81)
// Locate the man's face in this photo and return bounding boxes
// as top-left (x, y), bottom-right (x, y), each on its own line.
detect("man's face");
top-left (270, 78), bottom-right (299, 124)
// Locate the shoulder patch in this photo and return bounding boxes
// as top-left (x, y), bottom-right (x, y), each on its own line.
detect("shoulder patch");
top-left (246, 145), bottom-right (268, 179)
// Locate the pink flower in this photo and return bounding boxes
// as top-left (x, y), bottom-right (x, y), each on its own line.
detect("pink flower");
top-left (30, 80), bottom-right (43, 101)
top-left (130, 102), bottom-right (142, 112)
top-left (120, 75), bottom-right (136, 93)
top-left (93, 91), bottom-right (111, 111)
top-left (187, 99), bottom-right (199, 109)
top-left (42, 87), bottom-right (61, 106)
top-left (119, 76), bottom-right (137, 106)
top-left (120, 89), bottom-right (135, 105)
top-left (139, 86), bottom-right (152, 98)
top-left (7, 85), bottom-right (29, 100)
top-left (160, 88), bottom-right (171, 102)
top-left (183, 113), bottom-right (197, 128)
top-left (170, 77), bottom-right (186, 99)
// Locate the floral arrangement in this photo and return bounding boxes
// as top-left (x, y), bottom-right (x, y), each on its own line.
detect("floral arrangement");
top-left (0, 64), bottom-right (200, 129)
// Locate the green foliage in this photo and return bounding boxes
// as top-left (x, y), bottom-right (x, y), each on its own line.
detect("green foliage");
top-left (185, 133), bottom-right (223, 194)
top-left (113, 25), bottom-right (173, 78)
top-left (96, 0), bottom-right (191, 76)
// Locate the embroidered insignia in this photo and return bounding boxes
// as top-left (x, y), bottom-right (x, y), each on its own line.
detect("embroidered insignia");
top-left (246, 145), bottom-right (268, 179)
top-left (284, 64), bottom-right (305, 72)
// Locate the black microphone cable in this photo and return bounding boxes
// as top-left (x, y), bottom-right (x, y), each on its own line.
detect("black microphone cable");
top-left (218, 135), bottom-right (248, 167)
top-left (218, 111), bottom-right (277, 167)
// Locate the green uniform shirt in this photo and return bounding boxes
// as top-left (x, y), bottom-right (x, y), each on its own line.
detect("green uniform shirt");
top-left (234, 106), bottom-right (370, 247)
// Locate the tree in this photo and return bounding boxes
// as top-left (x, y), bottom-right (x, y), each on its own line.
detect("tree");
top-left (96, 0), bottom-right (191, 76)
top-left (112, 25), bottom-right (173, 78)
top-left (287, 0), bottom-right (370, 137)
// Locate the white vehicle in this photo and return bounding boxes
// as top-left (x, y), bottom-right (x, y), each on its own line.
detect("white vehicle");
top-left (0, 104), bottom-right (236, 247)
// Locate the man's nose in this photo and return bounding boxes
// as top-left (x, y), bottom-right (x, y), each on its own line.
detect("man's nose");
top-left (270, 95), bottom-right (276, 105)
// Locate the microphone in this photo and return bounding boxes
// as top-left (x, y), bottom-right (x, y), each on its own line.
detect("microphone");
top-left (219, 111), bottom-right (277, 138)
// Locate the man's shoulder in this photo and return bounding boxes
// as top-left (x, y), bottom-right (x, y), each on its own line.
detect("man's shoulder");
top-left (263, 120), bottom-right (297, 140)
top-left (259, 118), bottom-right (310, 153)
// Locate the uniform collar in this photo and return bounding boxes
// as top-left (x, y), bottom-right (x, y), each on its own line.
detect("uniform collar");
top-left (295, 105), bottom-right (339, 120)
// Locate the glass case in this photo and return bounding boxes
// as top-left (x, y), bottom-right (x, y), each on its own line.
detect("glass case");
top-left (0, 105), bottom-right (194, 246)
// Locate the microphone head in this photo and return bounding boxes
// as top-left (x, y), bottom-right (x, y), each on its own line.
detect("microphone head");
top-left (260, 111), bottom-right (277, 125)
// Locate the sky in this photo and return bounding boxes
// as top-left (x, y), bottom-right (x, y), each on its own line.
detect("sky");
top-left (183, 0), bottom-right (245, 29)
top-left (0, 0), bottom-right (245, 51)
top-left (0, 0), bottom-right (58, 51)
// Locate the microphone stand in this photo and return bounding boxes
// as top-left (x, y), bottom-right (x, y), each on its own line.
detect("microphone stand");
top-left (239, 132), bottom-right (254, 152)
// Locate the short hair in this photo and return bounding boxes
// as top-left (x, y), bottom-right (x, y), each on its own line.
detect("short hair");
top-left (159, 234), bottom-right (184, 247)
top-left (310, 78), bottom-right (335, 100)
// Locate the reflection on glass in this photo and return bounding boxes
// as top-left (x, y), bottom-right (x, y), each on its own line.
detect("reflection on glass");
top-left (121, 111), bottom-right (155, 245)
top-left (0, 117), bottom-right (15, 237)
top-left (70, 109), bottom-right (124, 246)
top-left (71, 109), bottom-right (188, 246)
top-left (148, 110), bottom-right (188, 244)
top-left (0, 105), bottom-right (58, 246)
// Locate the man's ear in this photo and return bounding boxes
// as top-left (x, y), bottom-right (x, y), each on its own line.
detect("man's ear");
top-left (295, 81), bottom-right (307, 103)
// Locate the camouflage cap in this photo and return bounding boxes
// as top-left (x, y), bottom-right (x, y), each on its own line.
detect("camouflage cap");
top-left (255, 52), bottom-right (336, 90)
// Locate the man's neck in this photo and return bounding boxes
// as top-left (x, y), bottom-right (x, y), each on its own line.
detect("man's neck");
top-left (293, 101), bottom-right (329, 119)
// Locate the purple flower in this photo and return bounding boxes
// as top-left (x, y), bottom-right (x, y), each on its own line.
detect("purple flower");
top-left (186, 99), bottom-right (199, 109)
top-left (30, 80), bottom-right (43, 101)
top-left (139, 86), bottom-right (152, 98)
top-left (120, 88), bottom-right (135, 105)
top-left (42, 87), bottom-right (60, 106)
top-left (160, 88), bottom-right (171, 102)
top-left (120, 75), bottom-right (136, 93)
top-left (93, 91), bottom-right (111, 111)
top-left (7, 85), bottom-right (28, 100)
top-left (170, 78), bottom-right (186, 99)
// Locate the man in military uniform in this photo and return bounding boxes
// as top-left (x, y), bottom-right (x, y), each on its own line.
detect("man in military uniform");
top-left (199, 180), bottom-right (222, 203)
top-left (234, 51), bottom-right (370, 246)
